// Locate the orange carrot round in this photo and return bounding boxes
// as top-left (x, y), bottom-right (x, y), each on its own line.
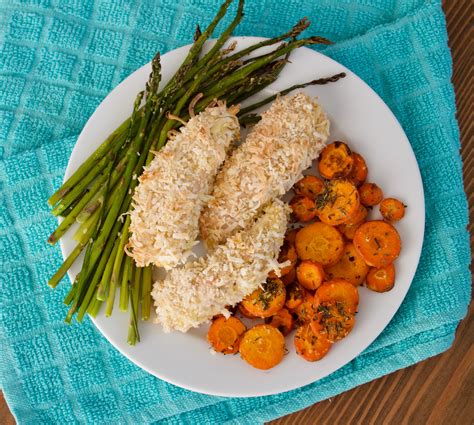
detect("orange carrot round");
top-left (359, 182), bottom-right (383, 206)
top-left (379, 198), bottom-right (406, 222)
top-left (207, 316), bottom-right (246, 354)
top-left (296, 260), bottom-right (325, 290)
top-left (239, 324), bottom-right (286, 370)
top-left (353, 220), bottom-right (401, 267)
top-left (325, 242), bottom-right (370, 286)
top-left (294, 175), bottom-right (325, 199)
top-left (316, 279), bottom-right (359, 313)
top-left (295, 222), bottom-right (345, 266)
top-left (316, 180), bottom-right (360, 226)
top-left (294, 324), bottom-right (332, 362)
top-left (241, 278), bottom-right (286, 318)
top-left (311, 302), bottom-right (355, 342)
top-left (318, 141), bottom-right (354, 179)
top-left (290, 196), bottom-right (318, 222)
top-left (292, 293), bottom-right (317, 326)
top-left (347, 152), bottom-right (368, 187)
top-left (266, 308), bottom-right (294, 336)
top-left (366, 264), bottom-right (396, 292)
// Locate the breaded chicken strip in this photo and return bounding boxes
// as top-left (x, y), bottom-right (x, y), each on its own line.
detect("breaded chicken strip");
top-left (127, 103), bottom-right (240, 269)
top-left (152, 200), bottom-right (290, 332)
top-left (200, 93), bottom-right (329, 248)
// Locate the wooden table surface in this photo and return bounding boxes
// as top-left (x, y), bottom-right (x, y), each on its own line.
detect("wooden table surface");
top-left (1, 2), bottom-right (472, 424)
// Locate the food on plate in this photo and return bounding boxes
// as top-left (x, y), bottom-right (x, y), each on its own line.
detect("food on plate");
top-left (316, 179), bottom-right (360, 226)
top-left (324, 242), bottom-right (370, 286)
top-left (294, 175), bottom-right (325, 199)
top-left (353, 220), bottom-right (401, 267)
top-left (296, 260), bottom-right (325, 290)
top-left (294, 324), bottom-right (332, 361)
top-left (295, 222), bottom-right (345, 266)
top-left (347, 152), bottom-right (368, 187)
top-left (318, 141), bottom-right (354, 179)
top-left (240, 278), bottom-right (286, 318)
top-left (46, 0), bottom-right (345, 345)
top-left (290, 196), bottom-right (318, 222)
top-left (127, 103), bottom-right (240, 269)
top-left (152, 200), bottom-right (289, 332)
top-left (266, 308), bottom-right (294, 336)
top-left (200, 93), bottom-right (330, 249)
top-left (285, 282), bottom-right (305, 310)
top-left (213, 139), bottom-right (405, 368)
top-left (239, 324), bottom-right (286, 370)
top-left (207, 315), bottom-right (246, 354)
top-left (358, 182), bottom-right (383, 206)
top-left (379, 198), bottom-right (406, 222)
top-left (366, 264), bottom-right (396, 292)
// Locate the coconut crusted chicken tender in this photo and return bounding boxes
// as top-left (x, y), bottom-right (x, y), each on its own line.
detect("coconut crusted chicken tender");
top-left (152, 200), bottom-right (290, 333)
top-left (127, 103), bottom-right (240, 269)
top-left (200, 92), bottom-right (330, 249)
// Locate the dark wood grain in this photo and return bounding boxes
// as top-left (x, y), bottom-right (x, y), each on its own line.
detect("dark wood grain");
top-left (1, 2), bottom-right (472, 424)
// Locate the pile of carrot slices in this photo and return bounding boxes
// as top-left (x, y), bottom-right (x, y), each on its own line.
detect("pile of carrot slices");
top-left (207, 141), bottom-right (406, 369)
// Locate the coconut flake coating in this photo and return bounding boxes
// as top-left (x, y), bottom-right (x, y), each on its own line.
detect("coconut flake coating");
top-left (200, 92), bottom-right (329, 249)
top-left (152, 200), bottom-right (290, 332)
top-left (127, 104), bottom-right (240, 269)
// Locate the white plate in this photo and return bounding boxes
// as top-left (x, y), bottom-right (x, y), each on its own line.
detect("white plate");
top-left (61, 37), bottom-right (425, 397)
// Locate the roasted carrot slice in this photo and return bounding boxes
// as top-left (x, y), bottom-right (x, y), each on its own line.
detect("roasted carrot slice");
top-left (241, 278), bottom-right (286, 318)
top-left (290, 196), bottom-right (318, 222)
top-left (325, 242), bottom-right (370, 286)
top-left (311, 302), bottom-right (355, 342)
top-left (294, 323), bottom-right (332, 362)
top-left (295, 222), bottom-right (345, 266)
top-left (347, 152), bottom-right (368, 187)
top-left (366, 264), bottom-right (396, 292)
top-left (316, 180), bottom-right (360, 226)
top-left (207, 316), bottom-right (246, 354)
top-left (293, 294), bottom-right (317, 326)
top-left (316, 279), bottom-right (359, 313)
top-left (269, 240), bottom-right (298, 278)
top-left (296, 260), bottom-right (325, 290)
top-left (266, 308), bottom-right (294, 336)
top-left (285, 282), bottom-right (305, 310)
top-left (237, 302), bottom-right (258, 319)
top-left (294, 175), bottom-right (325, 199)
top-left (281, 266), bottom-right (296, 286)
top-left (239, 324), bottom-right (286, 370)
top-left (359, 182), bottom-right (383, 206)
top-left (318, 141), bottom-right (354, 179)
top-left (379, 198), bottom-right (406, 222)
top-left (353, 220), bottom-right (401, 267)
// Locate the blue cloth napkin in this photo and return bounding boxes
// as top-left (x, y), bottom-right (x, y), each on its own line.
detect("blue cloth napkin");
top-left (0, 0), bottom-right (470, 423)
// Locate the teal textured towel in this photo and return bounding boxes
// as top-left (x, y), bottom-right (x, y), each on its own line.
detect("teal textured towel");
top-left (0, 0), bottom-right (470, 423)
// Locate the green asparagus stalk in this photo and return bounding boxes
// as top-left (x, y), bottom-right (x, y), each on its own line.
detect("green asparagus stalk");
top-left (120, 255), bottom-right (131, 312)
top-left (141, 266), bottom-right (153, 321)
top-left (127, 264), bottom-right (142, 345)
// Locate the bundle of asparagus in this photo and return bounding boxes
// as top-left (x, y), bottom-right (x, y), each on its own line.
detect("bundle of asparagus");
top-left (47, 0), bottom-right (345, 345)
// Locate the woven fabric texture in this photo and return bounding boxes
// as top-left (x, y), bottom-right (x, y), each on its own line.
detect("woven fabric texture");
top-left (0, 0), bottom-right (470, 424)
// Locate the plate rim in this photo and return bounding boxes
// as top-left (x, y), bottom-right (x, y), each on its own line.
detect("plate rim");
top-left (60, 36), bottom-right (425, 397)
